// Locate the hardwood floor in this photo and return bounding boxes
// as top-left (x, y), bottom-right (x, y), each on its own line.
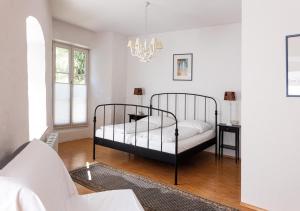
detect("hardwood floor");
top-left (59, 139), bottom-right (252, 211)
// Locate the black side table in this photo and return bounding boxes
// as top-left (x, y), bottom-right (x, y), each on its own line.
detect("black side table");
top-left (218, 123), bottom-right (241, 163)
top-left (128, 114), bottom-right (148, 122)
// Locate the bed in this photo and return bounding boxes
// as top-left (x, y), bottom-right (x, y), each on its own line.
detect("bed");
top-left (93, 93), bottom-right (218, 185)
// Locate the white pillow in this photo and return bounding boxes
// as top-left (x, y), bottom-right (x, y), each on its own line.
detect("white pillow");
top-left (178, 120), bottom-right (212, 133)
top-left (139, 115), bottom-right (176, 127)
top-left (0, 177), bottom-right (46, 211)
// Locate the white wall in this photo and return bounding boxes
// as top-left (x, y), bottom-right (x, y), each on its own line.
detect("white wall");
top-left (126, 23), bottom-right (241, 156)
top-left (0, 0), bottom-right (52, 162)
top-left (53, 19), bottom-right (96, 48)
top-left (242, 1), bottom-right (300, 210)
top-left (89, 32), bottom-right (128, 128)
top-left (53, 20), bottom-right (127, 141)
top-left (111, 33), bottom-right (127, 104)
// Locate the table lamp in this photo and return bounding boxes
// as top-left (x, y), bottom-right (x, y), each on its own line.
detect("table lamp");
top-left (224, 91), bottom-right (236, 126)
top-left (134, 88), bottom-right (143, 114)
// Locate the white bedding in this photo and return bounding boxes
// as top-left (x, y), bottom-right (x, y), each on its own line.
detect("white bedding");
top-left (135, 124), bottom-right (199, 143)
top-left (103, 116), bottom-right (176, 135)
top-left (134, 129), bottom-right (215, 154)
top-left (96, 124), bottom-right (199, 144)
top-left (96, 125), bottom-right (215, 154)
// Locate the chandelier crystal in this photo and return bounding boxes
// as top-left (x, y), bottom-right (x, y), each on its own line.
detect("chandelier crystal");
top-left (127, 1), bottom-right (163, 62)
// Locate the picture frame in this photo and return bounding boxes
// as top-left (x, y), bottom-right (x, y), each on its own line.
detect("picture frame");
top-left (173, 53), bottom-right (193, 81)
top-left (286, 34), bottom-right (300, 97)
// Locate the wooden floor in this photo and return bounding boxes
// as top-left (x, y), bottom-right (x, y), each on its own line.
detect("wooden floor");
top-left (59, 139), bottom-right (251, 211)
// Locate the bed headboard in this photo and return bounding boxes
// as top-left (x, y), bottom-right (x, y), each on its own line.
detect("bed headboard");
top-left (150, 93), bottom-right (217, 125)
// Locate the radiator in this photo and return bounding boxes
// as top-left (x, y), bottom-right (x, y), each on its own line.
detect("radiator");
top-left (45, 132), bottom-right (59, 152)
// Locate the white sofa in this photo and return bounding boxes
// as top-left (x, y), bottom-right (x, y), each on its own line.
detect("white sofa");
top-left (0, 140), bottom-right (144, 211)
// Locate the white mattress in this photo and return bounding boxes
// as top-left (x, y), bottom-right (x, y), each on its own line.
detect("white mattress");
top-left (96, 126), bottom-right (215, 154)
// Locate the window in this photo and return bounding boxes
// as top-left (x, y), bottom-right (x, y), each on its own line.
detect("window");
top-left (53, 42), bottom-right (88, 127)
top-left (26, 16), bottom-right (47, 140)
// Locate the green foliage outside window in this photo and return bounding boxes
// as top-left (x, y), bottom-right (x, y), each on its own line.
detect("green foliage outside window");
top-left (55, 47), bottom-right (87, 84)
top-left (73, 50), bottom-right (86, 85)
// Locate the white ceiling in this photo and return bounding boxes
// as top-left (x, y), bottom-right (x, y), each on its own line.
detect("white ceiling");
top-left (51, 0), bottom-right (241, 35)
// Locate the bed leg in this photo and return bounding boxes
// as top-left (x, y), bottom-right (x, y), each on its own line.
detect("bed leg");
top-left (93, 115), bottom-right (96, 161)
top-left (215, 141), bottom-right (218, 159)
top-left (174, 162), bottom-right (178, 185)
top-left (93, 139), bottom-right (96, 161)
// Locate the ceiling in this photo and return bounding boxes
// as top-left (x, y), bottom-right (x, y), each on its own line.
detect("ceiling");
top-left (51, 0), bottom-right (241, 35)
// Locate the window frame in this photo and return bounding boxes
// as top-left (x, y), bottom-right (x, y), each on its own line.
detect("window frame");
top-left (52, 41), bottom-right (89, 129)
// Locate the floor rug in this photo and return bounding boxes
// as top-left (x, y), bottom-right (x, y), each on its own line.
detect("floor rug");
top-left (70, 163), bottom-right (238, 211)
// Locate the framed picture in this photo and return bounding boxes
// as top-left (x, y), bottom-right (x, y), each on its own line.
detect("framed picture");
top-left (286, 34), bottom-right (300, 96)
top-left (173, 53), bottom-right (193, 81)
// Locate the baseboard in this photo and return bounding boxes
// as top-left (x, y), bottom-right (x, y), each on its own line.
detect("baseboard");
top-left (56, 127), bottom-right (90, 143)
top-left (240, 202), bottom-right (268, 211)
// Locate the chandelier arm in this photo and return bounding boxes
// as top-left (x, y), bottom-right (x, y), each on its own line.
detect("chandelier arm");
top-left (130, 47), bottom-right (135, 56)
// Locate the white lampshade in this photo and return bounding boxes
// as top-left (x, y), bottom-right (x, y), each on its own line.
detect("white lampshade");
top-left (127, 40), bottom-right (132, 48)
top-left (154, 38), bottom-right (163, 49)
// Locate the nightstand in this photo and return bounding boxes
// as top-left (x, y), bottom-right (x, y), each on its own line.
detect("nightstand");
top-left (218, 123), bottom-right (241, 163)
top-left (128, 114), bottom-right (148, 122)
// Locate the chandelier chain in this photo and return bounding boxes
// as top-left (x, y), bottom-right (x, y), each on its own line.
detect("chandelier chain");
top-left (145, 1), bottom-right (150, 34)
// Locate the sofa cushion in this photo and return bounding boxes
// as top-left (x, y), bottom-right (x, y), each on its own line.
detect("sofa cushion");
top-left (0, 177), bottom-right (46, 211)
top-left (1, 140), bottom-right (77, 211)
top-left (68, 190), bottom-right (144, 211)
top-left (0, 140), bottom-right (144, 211)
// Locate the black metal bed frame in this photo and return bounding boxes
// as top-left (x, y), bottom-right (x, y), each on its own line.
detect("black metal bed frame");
top-left (93, 93), bottom-right (218, 185)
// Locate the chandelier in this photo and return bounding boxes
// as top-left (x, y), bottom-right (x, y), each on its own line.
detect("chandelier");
top-left (127, 1), bottom-right (163, 62)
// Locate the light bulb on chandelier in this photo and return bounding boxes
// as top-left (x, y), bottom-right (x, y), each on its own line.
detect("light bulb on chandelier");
top-left (127, 1), bottom-right (163, 62)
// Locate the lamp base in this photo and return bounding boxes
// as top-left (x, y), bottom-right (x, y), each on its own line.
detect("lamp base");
top-left (231, 120), bottom-right (239, 125)
top-left (226, 122), bottom-right (232, 126)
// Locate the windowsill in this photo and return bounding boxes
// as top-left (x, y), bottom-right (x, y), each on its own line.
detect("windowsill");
top-left (53, 124), bottom-right (89, 130)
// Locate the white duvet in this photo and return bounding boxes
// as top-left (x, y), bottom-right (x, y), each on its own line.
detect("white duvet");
top-left (97, 124), bottom-right (203, 145)
top-left (137, 125), bottom-right (199, 143)
top-left (96, 126), bottom-right (215, 154)
top-left (97, 122), bottom-right (158, 144)
top-left (99, 121), bottom-right (158, 137)
top-left (97, 116), bottom-right (177, 143)
top-left (96, 119), bottom-right (214, 154)
top-left (100, 115), bottom-right (176, 135)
